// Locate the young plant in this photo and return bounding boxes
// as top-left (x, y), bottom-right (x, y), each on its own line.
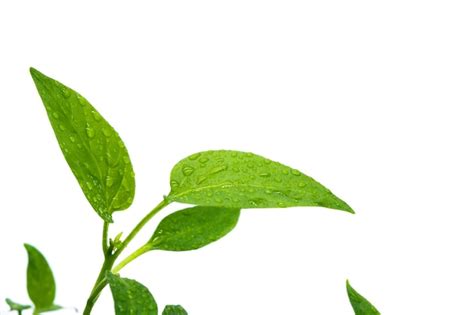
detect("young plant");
top-left (6, 244), bottom-right (61, 315)
top-left (21, 67), bottom-right (357, 314)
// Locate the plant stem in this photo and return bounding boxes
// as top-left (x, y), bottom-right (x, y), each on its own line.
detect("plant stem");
top-left (83, 255), bottom-right (114, 315)
top-left (102, 221), bottom-right (109, 256)
top-left (112, 198), bottom-right (170, 260)
top-left (112, 243), bottom-right (152, 274)
top-left (83, 198), bottom-right (171, 315)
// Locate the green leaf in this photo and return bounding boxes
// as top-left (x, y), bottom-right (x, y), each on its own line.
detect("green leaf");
top-left (346, 280), bottom-right (381, 315)
top-left (107, 272), bottom-right (158, 315)
top-left (24, 244), bottom-right (56, 312)
top-left (149, 206), bottom-right (240, 251)
top-left (168, 150), bottom-right (353, 213)
top-left (5, 298), bottom-right (31, 314)
top-left (163, 305), bottom-right (188, 315)
top-left (30, 68), bottom-right (135, 222)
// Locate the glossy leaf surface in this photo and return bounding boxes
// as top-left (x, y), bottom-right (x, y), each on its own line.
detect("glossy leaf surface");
top-left (163, 305), bottom-right (188, 315)
top-left (150, 206), bottom-right (240, 251)
top-left (168, 150), bottom-right (353, 213)
top-left (30, 68), bottom-right (135, 222)
top-left (347, 280), bottom-right (380, 315)
top-left (24, 244), bottom-right (56, 312)
top-left (107, 272), bottom-right (158, 315)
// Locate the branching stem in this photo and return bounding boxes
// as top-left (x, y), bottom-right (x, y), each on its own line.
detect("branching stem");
top-left (83, 198), bottom-right (171, 314)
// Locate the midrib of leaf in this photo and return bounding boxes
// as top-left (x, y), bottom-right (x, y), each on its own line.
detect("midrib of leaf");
top-left (171, 182), bottom-right (324, 201)
top-left (104, 136), bottom-right (127, 212)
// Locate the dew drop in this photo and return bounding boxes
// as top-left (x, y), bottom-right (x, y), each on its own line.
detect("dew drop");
top-left (189, 153), bottom-right (201, 160)
top-left (277, 202), bottom-right (286, 207)
top-left (92, 111), bottom-right (101, 121)
top-left (291, 169), bottom-right (301, 176)
top-left (61, 87), bottom-right (71, 98)
top-left (86, 126), bottom-right (95, 138)
top-left (86, 182), bottom-right (93, 190)
top-left (52, 112), bottom-right (60, 119)
top-left (106, 176), bottom-right (114, 187)
top-left (102, 129), bottom-right (112, 137)
top-left (59, 124), bottom-right (66, 131)
top-left (122, 156), bottom-right (131, 164)
top-left (182, 166), bottom-right (195, 176)
top-left (210, 165), bottom-right (227, 175)
top-left (197, 176), bottom-right (207, 184)
top-left (199, 157), bottom-right (209, 163)
top-left (77, 95), bottom-right (87, 106)
top-left (259, 172), bottom-right (271, 177)
top-left (170, 180), bottom-right (179, 189)
top-left (282, 169), bottom-right (289, 175)
top-left (69, 136), bottom-right (76, 143)
top-left (298, 182), bottom-right (307, 188)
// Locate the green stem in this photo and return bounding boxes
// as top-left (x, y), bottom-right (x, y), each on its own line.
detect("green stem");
top-left (83, 198), bottom-right (171, 315)
top-left (112, 243), bottom-right (152, 274)
top-left (102, 221), bottom-right (109, 256)
top-left (112, 198), bottom-right (170, 260)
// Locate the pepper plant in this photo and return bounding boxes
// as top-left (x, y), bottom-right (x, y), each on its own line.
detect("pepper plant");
top-left (5, 68), bottom-right (380, 314)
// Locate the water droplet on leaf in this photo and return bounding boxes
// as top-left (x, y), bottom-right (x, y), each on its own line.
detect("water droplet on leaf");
top-left (182, 166), bottom-right (195, 176)
top-left (86, 126), bottom-right (95, 138)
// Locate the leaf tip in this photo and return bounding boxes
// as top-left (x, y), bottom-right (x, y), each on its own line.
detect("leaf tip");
top-left (346, 279), bottom-right (352, 289)
top-left (23, 243), bottom-right (33, 252)
top-left (29, 67), bottom-right (42, 80)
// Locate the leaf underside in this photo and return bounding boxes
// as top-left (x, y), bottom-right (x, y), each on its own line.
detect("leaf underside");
top-left (30, 68), bottom-right (135, 222)
top-left (107, 272), bottom-right (158, 315)
top-left (163, 305), bottom-right (188, 315)
top-left (24, 244), bottom-right (56, 312)
top-left (150, 206), bottom-right (240, 251)
top-left (168, 150), bottom-right (353, 213)
top-left (346, 280), bottom-right (381, 315)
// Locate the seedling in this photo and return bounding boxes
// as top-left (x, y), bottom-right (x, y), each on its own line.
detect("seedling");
top-left (5, 68), bottom-right (380, 314)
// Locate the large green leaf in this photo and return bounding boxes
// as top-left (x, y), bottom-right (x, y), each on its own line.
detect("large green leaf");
top-left (107, 272), bottom-right (158, 315)
top-left (168, 150), bottom-right (353, 213)
top-left (24, 244), bottom-right (56, 313)
top-left (346, 280), bottom-right (380, 315)
top-left (150, 206), bottom-right (240, 251)
top-left (163, 305), bottom-right (188, 315)
top-left (30, 68), bottom-right (135, 222)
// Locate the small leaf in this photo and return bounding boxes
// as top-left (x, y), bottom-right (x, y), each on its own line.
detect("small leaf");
top-left (346, 280), bottom-right (381, 315)
top-left (5, 298), bottom-right (31, 314)
top-left (24, 244), bottom-right (56, 312)
top-left (163, 305), bottom-right (188, 315)
top-left (107, 272), bottom-right (158, 315)
top-left (30, 68), bottom-right (135, 222)
top-left (150, 206), bottom-right (240, 251)
top-left (168, 150), bottom-right (353, 213)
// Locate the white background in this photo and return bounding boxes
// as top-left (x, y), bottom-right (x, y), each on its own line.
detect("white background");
top-left (1, 1), bottom-right (473, 314)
